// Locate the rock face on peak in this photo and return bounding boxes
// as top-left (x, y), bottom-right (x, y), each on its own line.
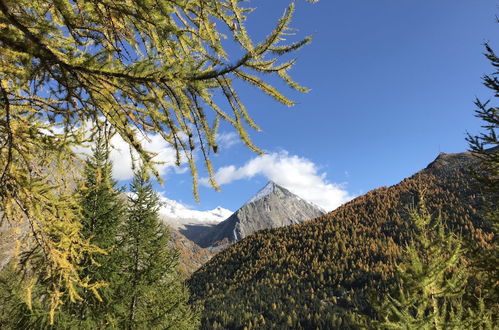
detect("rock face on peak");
top-left (246, 181), bottom-right (279, 204)
top-left (424, 151), bottom-right (479, 177)
top-left (424, 146), bottom-right (497, 178)
top-left (199, 181), bottom-right (325, 250)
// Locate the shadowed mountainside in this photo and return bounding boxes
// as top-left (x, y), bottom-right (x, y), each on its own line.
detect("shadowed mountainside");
top-left (169, 228), bottom-right (214, 277)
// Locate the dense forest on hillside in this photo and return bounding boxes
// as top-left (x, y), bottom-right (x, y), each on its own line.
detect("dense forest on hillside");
top-left (189, 152), bottom-right (495, 329)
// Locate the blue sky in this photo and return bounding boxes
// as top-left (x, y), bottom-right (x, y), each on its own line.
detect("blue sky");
top-left (113, 0), bottom-right (499, 212)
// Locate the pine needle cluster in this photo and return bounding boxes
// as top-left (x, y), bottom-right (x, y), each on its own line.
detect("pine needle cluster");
top-left (466, 41), bottom-right (499, 319)
top-left (374, 195), bottom-right (493, 329)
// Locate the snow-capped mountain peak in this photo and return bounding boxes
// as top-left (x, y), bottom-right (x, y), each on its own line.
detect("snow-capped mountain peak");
top-left (159, 196), bottom-right (232, 223)
top-left (200, 181), bottom-right (325, 249)
top-left (247, 181), bottom-right (277, 204)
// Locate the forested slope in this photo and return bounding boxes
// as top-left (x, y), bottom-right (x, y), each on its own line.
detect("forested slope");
top-left (188, 151), bottom-right (494, 329)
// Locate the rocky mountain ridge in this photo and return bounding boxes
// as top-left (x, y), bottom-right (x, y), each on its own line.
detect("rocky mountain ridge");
top-left (199, 181), bottom-right (325, 250)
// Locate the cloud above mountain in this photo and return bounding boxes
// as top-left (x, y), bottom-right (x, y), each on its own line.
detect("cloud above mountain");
top-left (71, 125), bottom-right (184, 181)
top-left (200, 151), bottom-right (352, 211)
top-left (107, 133), bottom-right (181, 181)
top-left (69, 122), bottom-right (350, 211)
top-left (108, 130), bottom-right (240, 180)
top-left (76, 128), bottom-right (244, 181)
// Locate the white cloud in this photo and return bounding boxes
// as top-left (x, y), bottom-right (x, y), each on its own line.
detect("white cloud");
top-left (110, 130), bottom-right (240, 180)
top-left (108, 133), bottom-right (180, 181)
top-left (201, 151), bottom-right (353, 211)
top-left (71, 125), bottom-right (183, 181)
top-left (43, 118), bottom-right (188, 181)
top-left (174, 166), bottom-right (190, 174)
top-left (216, 131), bottom-right (240, 150)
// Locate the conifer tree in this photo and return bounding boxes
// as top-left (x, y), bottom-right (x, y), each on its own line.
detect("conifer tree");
top-left (116, 166), bottom-right (198, 329)
top-left (466, 42), bottom-right (499, 308)
top-left (65, 137), bottom-right (126, 327)
top-left (0, 263), bottom-right (31, 329)
top-left (0, 0), bottom-right (317, 317)
top-left (80, 140), bottom-right (123, 254)
top-left (375, 197), bottom-right (492, 329)
top-left (467, 42), bottom-right (499, 190)
top-left (0, 139), bottom-right (124, 329)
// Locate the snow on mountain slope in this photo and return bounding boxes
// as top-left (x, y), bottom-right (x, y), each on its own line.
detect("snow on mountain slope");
top-left (159, 195), bottom-right (232, 223)
top-left (159, 195), bottom-right (233, 245)
top-left (246, 181), bottom-right (326, 213)
top-left (247, 181), bottom-right (276, 204)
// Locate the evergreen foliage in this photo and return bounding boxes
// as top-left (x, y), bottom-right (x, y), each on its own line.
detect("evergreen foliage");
top-left (188, 154), bottom-right (495, 329)
top-left (0, 148), bottom-right (198, 329)
top-left (467, 41), bottom-right (499, 307)
top-left (115, 167), bottom-right (198, 329)
top-left (0, 139), bottom-right (124, 328)
top-left (467, 43), bottom-right (499, 188)
top-left (0, 0), bottom-right (316, 316)
top-left (80, 139), bottom-right (124, 254)
top-left (65, 139), bottom-right (125, 327)
top-left (374, 196), bottom-right (492, 329)
top-left (0, 264), bottom-right (31, 328)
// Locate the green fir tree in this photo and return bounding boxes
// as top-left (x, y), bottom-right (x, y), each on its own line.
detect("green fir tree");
top-left (466, 42), bottom-right (499, 311)
top-left (375, 196), bottom-right (492, 329)
top-left (115, 167), bottom-right (198, 329)
top-left (64, 138), bottom-right (126, 328)
top-left (0, 139), bottom-right (125, 329)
